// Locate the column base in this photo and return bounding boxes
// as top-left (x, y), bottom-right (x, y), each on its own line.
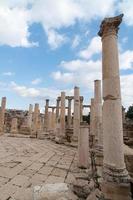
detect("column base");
top-left (101, 181), bottom-right (132, 200)
top-left (103, 163), bottom-right (130, 183)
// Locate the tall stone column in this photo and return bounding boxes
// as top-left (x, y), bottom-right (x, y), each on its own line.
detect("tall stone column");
top-left (27, 104), bottom-right (33, 129)
top-left (94, 80), bottom-right (103, 150)
top-left (98, 14), bottom-right (131, 199)
top-left (51, 107), bottom-right (56, 132)
top-left (60, 92), bottom-right (66, 138)
top-left (44, 99), bottom-right (49, 131)
top-left (90, 98), bottom-right (95, 148)
top-left (72, 86), bottom-right (80, 141)
top-left (0, 97), bottom-right (6, 134)
top-left (56, 98), bottom-right (60, 123)
top-left (67, 98), bottom-right (72, 128)
top-left (31, 103), bottom-right (39, 138)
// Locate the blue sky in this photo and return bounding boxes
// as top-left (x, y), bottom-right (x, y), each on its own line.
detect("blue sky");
top-left (0, 0), bottom-right (133, 111)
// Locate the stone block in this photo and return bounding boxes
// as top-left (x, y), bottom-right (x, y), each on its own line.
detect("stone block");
top-left (33, 183), bottom-right (78, 200)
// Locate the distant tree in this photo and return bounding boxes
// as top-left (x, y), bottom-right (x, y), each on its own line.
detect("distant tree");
top-left (126, 105), bottom-right (133, 119)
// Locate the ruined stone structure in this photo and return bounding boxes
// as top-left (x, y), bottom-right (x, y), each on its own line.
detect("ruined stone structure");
top-left (0, 13), bottom-right (133, 200)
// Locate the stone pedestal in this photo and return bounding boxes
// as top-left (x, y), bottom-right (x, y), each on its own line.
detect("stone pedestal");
top-left (72, 86), bottom-right (80, 142)
top-left (98, 14), bottom-right (131, 199)
top-left (0, 97), bottom-right (6, 134)
top-left (78, 122), bottom-right (89, 169)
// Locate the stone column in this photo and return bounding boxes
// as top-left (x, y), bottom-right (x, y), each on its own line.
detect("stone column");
top-left (11, 117), bottom-right (18, 134)
top-left (56, 98), bottom-right (60, 123)
top-left (44, 99), bottom-right (49, 131)
top-left (94, 80), bottom-right (103, 150)
top-left (27, 104), bottom-right (33, 129)
top-left (0, 97), bottom-right (6, 133)
top-left (31, 103), bottom-right (39, 138)
top-left (60, 92), bottom-right (66, 139)
top-left (78, 122), bottom-right (89, 169)
top-left (80, 97), bottom-right (83, 122)
top-left (51, 107), bottom-right (56, 132)
top-left (90, 98), bottom-right (95, 148)
top-left (98, 14), bottom-right (131, 199)
top-left (67, 98), bottom-right (72, 128)
top-left (72, 86), bottom-right (80, 141)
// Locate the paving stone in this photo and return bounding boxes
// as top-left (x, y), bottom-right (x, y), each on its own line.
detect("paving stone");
top-left (10, 175), bottom-right (30, 188)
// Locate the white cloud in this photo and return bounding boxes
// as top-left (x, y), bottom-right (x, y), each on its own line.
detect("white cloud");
top-left (46, 29), bottom-right (67, 49)
top-left (121, 74), bottom-right (133, 108)
top-left (0, 5), bottom-right (37, 47)
top-left (31, 78), bottom-right (42, 85)
top-left (120, 50), bottom-right (133, 70)
top-left (60, 59), bottom-right (101, 72)
top-left (72, 35), bottom-right (81, 48)
top-left (10, 81), bottom-right (64, 99)
top-left (51, 71), bottom-right (74, 83)
top-left (79, 36), bottom-right (101, 59)
top-left (118, 0), bottom-right (133, 26)
top-left (2, 72), bottom-right (15, 76)
top-left (0, 0), bottom-right (117, 48)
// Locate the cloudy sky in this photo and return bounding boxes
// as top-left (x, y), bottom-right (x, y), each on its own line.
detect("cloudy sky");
top-left (0, 0), bottom-right (133, 111)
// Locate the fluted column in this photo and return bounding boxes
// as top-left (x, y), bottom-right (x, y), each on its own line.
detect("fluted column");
top-left (60, 92), bottom-right (66, 138)
top-left (72, 86), bottom-right (80, 141)
top-left (98, 14), bottom-right (130, 199)
top-left (67, 98), bottom-right (72, 128)
top-left (94, 80), bottom-right (103, 150)
top-left (44, 99), bottom-right (49, 131)
top-left (0, 97), bottom-right (6, 133)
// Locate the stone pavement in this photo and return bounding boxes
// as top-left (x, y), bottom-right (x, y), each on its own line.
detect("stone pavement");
top-left (0, 135), bottom-right (89, 200)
